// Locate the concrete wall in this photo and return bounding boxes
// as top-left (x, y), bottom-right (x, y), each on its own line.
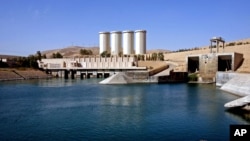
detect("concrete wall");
top-left (216, 72), bottom-right (237, 86)
top-left (125, 71), bottom-right (149, 80)
top-left (38, 57), bottom-right (138, 69)
top-left (199, 53), bottom-right (218, 78)
top-left (158, 72), bottom-right (188, 83)
top-left (234, 52), bottom-right (243, 71)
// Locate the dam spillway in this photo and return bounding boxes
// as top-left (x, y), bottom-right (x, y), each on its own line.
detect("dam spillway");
top-left (37, 56), bottom-right (147, 79)
top-left (216, 72), bottom-right (250, 109)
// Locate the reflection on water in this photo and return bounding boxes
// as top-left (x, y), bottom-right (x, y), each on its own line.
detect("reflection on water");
top-left (101, 84), bottom-right (144, 107)
top-left (37, 78), bottom-right (76, 87)
top-left (226, 108), bottom-right (250, 123)
top-left (0, 79), bottom-right (249, 141)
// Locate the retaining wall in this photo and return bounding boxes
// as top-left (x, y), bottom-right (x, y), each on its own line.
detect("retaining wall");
top-left (219, 73), bottom-right (250, 96)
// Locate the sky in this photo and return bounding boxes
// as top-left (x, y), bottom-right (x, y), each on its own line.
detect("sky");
top-left (0, 0), bottom-right (250, 56)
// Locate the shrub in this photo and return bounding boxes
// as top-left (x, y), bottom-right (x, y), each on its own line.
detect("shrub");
top-left (227, 42), bottom-right (236, 46)
top-left (236, 42), bottom-right (243, 45)
top-left (100, 51), bottom-right (110, 57)
top-left (52, 52), bottom-right (63, 58)
top-left (80, 49), bottom-right (93, 55)
top-left (188, 73), bottom-right (198, 81)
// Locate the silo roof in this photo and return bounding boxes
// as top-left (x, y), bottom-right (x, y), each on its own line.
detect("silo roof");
top-left (99, 31), bottom-right (110, 34)
top-left (110, 31), bottom-right (122, 34)
top-left (135, 30), bottom-right (147, 33)
top-left (122, 30), bottom-right (134, 33)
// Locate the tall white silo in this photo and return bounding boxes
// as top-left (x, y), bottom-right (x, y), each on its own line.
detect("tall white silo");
top-left (135, 30), bottom-right (146, 55)
top-left (122, 30), bottom-right (134, 55)
top-left (111, 31), bottom-right (122, 56)
top-left (99, 32), bottom-right (110, 54)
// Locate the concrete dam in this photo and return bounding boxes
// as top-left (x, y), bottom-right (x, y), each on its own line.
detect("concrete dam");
top-left (37, 56), bottom-right (147, 79)
top-left (38, 56), bottom-right (188, 84)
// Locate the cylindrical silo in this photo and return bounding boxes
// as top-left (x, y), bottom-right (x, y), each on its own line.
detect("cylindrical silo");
top-left (122, 30), bottom-right (134, 55)
top-left (135, 30), bottom-right (146, 55)
top-left (111, 31), bottom-right (122, 56)
top-left (99, 32), bottom-right (110, 54)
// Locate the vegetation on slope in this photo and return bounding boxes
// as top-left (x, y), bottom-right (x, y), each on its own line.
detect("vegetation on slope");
top-left (0, 51), bottom-right (45, 68)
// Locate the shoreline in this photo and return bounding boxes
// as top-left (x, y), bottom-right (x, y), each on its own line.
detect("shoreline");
top-left (0, 68), bottom-right (52, 81)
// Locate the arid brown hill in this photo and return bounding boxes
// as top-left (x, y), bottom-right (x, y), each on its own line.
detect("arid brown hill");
top-left (42, 46), bottom-right (99, 58)
top-left (41, 46), bottom-right (170, 58)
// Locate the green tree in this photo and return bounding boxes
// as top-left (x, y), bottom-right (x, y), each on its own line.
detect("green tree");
top-left (134, 55), bottom-right (137, 60)
top-left (137, 55), bottom-right (141, 61)
top-left (140, 55), bottom-right (145, 61)
top-left (28, 55), bottom-right (38, 68)
top-left (151, 53), bottom-right (157, 61)
top-left (36, 51), bottom-right (42, 61)
top-left (56, 52), bottom-right (63, 58)
top-left (119, 51), bottom-right (123, 57)
top-left (100, 51), bottom-right (110, 57)
top-left (237, 42), bottom-right (243, 45)
top-left (17, 57), bottom-right (28, 67)
top-left (88, 50), bottom-right (93, 55)
top-left (157, 52), bottom-right (164, 61)
top-left (52, 52), bottom-right (63, 58)
top-left (42, 54), bottom-right (47, 59)
top-left (227, 42), bottom-right (235, 46)
top-left (80, 49), bottom-right (93, 55)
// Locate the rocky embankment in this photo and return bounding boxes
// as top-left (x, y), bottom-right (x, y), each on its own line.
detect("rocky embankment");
top-left (0, 69), bottom-right (51, 81)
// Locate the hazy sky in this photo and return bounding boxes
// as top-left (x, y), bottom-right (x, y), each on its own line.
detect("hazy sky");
top-left (1, 0), bottom-right (250, 56)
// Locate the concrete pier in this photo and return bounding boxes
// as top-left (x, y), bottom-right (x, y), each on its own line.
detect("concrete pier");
top-left (71, 70), bottom-right (76, 79)
top-left (64, 70), bottom-right (69, 79)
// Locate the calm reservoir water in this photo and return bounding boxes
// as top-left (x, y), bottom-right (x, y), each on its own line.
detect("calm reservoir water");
top-left (0, 78), bottom-right (249, 141)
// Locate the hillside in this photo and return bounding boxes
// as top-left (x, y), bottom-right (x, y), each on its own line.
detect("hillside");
top-left (146, 49), bottom-right (170, 54)
top-left (42, 46), bottom-right (99, 58)
top-left (42, 46), bottom-right (170, 58)
top-left (164, 38), bottom-right (250, 73)
top-left (0, 68), bottom-right (50, 81)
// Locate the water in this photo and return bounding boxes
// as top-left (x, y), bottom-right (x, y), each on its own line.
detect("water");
top-left (0, 78), bottom-right (249, 141)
